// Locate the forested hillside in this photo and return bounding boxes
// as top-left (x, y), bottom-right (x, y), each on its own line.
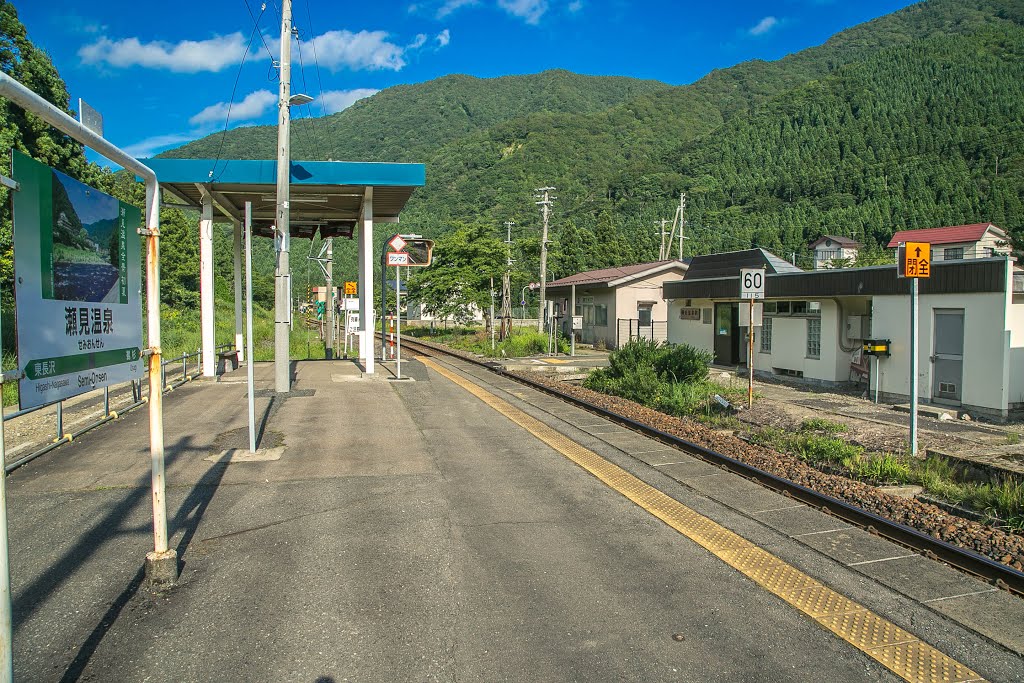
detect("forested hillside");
top-left (163, 70), bottom-right (672, 164)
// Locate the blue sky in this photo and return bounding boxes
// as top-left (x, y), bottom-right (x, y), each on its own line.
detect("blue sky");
top-left (17, 0), bottom-right (917, 163)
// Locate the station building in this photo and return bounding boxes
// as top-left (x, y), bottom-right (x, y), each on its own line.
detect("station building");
top-left (545, 260), bottom-right (689, 349)
top-left (662, 249), bottom-right (1024, 421)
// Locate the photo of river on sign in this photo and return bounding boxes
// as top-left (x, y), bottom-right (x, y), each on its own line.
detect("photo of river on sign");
top-left (50, 167), bottom-right (122, 303)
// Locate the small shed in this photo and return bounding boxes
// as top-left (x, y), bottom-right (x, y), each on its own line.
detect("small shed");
top-left (545, 260), bottom-right (688, 349)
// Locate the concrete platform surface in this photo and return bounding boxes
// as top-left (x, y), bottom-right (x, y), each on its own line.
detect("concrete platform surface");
top-left (5, 359), bottom-right (1021, 682)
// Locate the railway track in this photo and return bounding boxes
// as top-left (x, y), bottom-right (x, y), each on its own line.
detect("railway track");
top-left (398, 336), bottom-right (1024, 597)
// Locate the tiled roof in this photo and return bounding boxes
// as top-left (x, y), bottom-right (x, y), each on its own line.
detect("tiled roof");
top-left (886, 223), bottom-right (1005, 248)
top-left (547, 260), bottom-right (687, 287)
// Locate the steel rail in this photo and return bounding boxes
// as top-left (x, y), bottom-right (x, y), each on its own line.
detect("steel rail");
top-left (399, 336), bottom-right (1024, 597)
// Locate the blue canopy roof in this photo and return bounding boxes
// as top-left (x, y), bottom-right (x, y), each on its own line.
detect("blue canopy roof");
top-left (139, 157), bottom-right (425, 240)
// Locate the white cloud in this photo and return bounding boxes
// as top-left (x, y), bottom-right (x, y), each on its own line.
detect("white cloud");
top-left (408, 33), bottom-right (428, 50)
top-left (748, 16), bottom-right (779, 36)
top-left (498, 0), bottom-right (549, 24)
top-left (123, 133), bottom-right (197, 158)
top-left (436, 29), bottom-right (451, 47)
top-left (437, 0), bottom-right (478, 18)
top-left (300, 30), bottom-right (408, 71)
top-left (189, 90), bottom-right (277, 126)
top-left (78, 33), bottom-right (248, 72)
top-left (567, 0), bottom-right (583, 12)
top-left (320, 88), bottom-right (380, 114)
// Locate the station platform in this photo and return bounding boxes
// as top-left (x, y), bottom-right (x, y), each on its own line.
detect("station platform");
top-left (491, 347), bottom-right (610, 375)
top-left (5, 357), bottom-right (1022, 681)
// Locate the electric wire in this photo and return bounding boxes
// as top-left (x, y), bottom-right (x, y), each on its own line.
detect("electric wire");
top-left (242, 0), bottom-right (276, 64)
top-left (293, 30), bottom-right (322, 160)
top-left (209, 5), bottom-right (264, 181)
top-left (304, 0), bottom-right (329, 122)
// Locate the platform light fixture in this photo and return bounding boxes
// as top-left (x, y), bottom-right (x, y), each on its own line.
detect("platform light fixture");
top-left (288, 93), bottom-right (314, 106)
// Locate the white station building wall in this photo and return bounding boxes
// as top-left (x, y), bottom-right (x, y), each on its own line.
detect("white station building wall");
top-left (871, 290), bottom-right (1013, 415)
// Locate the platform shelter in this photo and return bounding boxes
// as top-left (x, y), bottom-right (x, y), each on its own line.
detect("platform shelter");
top-left (140, 158), bottom-right (425, 384)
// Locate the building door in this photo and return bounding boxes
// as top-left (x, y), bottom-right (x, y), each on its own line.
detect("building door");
top-left (931, 309), bottom-right (964, 405)
top-left (713, 303), bottom-right (739, 365)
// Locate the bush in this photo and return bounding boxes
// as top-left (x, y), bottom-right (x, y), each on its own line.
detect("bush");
top-left (607, 338), bottom-right (663, 378)
top-left (654, 343), bottom-right (713, 384)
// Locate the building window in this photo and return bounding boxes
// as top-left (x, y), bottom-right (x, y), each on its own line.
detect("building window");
top-left (943, 247), bottom-right (964, 260)
top-left (761, 317), bottom-right (772, 353)
top-left (702, 308), bottom-right (712, 324)
top-left (594, 304), bottom-right (607, 326)
top-left (985, 247), bottom-right (995, 257)
top-left (638, 304), bottom-right (653, 326)
top-left (807, 318), bottom-right (821, 358)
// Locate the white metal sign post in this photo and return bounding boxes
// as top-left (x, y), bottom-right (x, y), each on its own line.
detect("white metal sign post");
top-left (898, 242), bottom-right (931, 457)
top-left (739, 268), bottom-right (765, 409)
top-left (245, 203), bottom-right (257, 453)
top-left (395, 267), bottom-right (403, 379)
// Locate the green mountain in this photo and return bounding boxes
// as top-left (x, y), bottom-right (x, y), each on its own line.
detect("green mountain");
top-left (161, 70), bottom-right (672, 163)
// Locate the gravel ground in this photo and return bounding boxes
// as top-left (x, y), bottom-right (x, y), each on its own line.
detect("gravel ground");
top-left (518, 372), bottom-right (1024, 572)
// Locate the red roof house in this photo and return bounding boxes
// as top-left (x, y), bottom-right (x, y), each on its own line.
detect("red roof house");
top-left (886, 223), bottom-right (1008, 260)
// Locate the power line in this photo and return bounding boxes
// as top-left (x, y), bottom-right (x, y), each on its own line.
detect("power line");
top-left (292, 30), bottom-right (320, 159)
top-left (304, 0), bottom-right (329, 122)
top-left (242, 0), bottom-right (276, 63)
top-left (209, 5), bottom-right (264, 181)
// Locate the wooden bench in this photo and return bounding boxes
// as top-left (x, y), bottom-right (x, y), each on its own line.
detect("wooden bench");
top-left (217, 349), bottom-right (240, 375)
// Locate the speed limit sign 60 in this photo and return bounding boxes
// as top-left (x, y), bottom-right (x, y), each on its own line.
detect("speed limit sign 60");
top-left (740, 268), bottom-right (766, 299)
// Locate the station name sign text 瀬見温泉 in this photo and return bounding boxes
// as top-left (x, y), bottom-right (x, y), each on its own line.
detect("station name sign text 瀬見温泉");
top-left (11, 150), bottom-right (144, 409)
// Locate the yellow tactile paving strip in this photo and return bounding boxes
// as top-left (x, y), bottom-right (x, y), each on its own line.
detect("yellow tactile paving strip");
top-left (417, 355), bottom-right (986, 683)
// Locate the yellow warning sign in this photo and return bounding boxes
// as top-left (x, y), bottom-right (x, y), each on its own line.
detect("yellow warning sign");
top-left (344, 281), bottom-right (357, 295)
top-left (899, 241), bottom-right (930, 278)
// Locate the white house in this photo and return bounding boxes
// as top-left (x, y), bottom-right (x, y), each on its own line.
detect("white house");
top-left (664, 250), bottom-right (1024, 421)
top-left (809, 235), bottom-right (862, 269)
top-left (545, 260), bottom-right (689, 349)
top-left (887, 223), bottom-right (1009, 261)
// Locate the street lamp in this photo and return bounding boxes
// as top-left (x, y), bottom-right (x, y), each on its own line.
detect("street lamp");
top-left (288, 93), bottom-right (314, 106)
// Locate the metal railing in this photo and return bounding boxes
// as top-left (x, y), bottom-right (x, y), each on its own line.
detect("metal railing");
top-left (3, 343), bottom-right (236, 472)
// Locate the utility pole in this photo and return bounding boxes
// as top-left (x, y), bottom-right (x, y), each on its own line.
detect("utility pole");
top-left (325, 238), bottom-right (334, 359)
top-left (535, 186), bottom-right (555, 333)
top-left (678, 192), bottom-right (687, 259)
top-left (274, 0), bottom-right (293, 393)
top-left (501, 221), bottom-right (514, 340)
top-left (656, 219), bottom-right (669, 261)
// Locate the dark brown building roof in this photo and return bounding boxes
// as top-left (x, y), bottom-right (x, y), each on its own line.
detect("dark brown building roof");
top-left (809, 235), bottom-right (863, 249)
top-left (547, 260), bottom-right (687, 288)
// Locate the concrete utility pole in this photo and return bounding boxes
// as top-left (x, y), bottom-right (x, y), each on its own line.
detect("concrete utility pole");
top-left (274, 0), bottom-right (293, 393)
top-left (678, 192), bottom-right (687, 259)
top-left (501, 221), bottom-right (514, 340)
top-left (657, 219), bottom-right (669, 261)
top-left (535, 187), bottom-right (555, 333)
top-left (325, 238), bottom-right (334, 359)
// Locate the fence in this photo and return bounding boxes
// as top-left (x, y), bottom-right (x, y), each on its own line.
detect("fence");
top-left (2, 343), bottom-right (234, 473)
top-left (616, 319), bottom-right (668, 349)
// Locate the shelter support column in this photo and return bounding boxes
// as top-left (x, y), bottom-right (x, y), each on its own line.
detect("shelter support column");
top-left (233, 218), bottom-right (244, 363)
top-left (199, 192), bottom-right (215, 377)
top-left (359, 187), bottom-right (374, 374)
